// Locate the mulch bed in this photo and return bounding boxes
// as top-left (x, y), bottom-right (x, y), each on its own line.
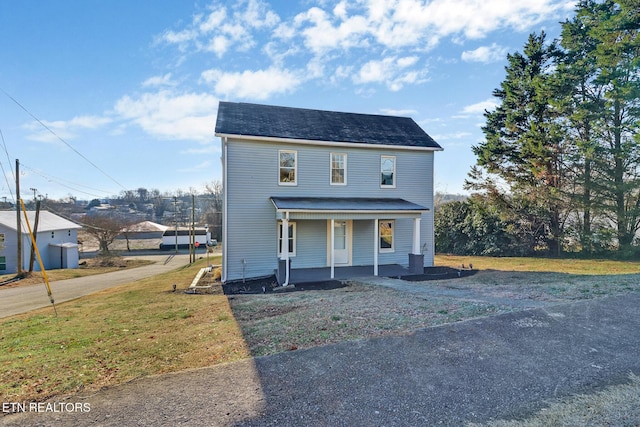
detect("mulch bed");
top-left (221, 266), bottom-right (476, 295)
top-left (222, 276), bottom-right (345, 295)
top-left (400, 266), bottom-right (477, 281)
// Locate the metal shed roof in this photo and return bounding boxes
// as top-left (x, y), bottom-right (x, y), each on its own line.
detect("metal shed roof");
top-left (0, 210), bottom-right (81, 232)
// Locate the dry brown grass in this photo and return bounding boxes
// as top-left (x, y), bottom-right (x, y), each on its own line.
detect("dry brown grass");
top-left (469, 374), bottom-right (640, 427)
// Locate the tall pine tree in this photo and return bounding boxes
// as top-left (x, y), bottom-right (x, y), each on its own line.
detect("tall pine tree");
top-left (471, 32), bottom-right (568, 256)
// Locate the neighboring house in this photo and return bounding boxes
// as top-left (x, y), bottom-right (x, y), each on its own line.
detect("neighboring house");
top-left (0, 210), bottom-right (82, 274)
top-left (215, 102), bottom-right (443, 284)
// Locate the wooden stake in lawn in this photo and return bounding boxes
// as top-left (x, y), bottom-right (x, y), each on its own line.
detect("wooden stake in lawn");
top-left (19, 198), bottom-right (57, 316)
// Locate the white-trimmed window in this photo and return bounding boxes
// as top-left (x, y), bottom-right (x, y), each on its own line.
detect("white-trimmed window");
top-left (279, 150), bottom-right (297, 185)
top-left (0, 233), bottom-right (4, 250)
top-left (277, 221), bottom-right (296, 256)
top-left (381, 155), bottom-right (396, 187)
top-left (379, 220), bottom-right (394, 252)
top-left (330, 153), bottom-right (347, 185)
top-left (0, 256), bottom-right (5, 271)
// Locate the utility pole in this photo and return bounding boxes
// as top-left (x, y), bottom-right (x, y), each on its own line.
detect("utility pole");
top-left (191, 193), bottom-right (195, 263)
top-left (15, 159), bottom-right (22, 276)
top-left (29, 187), bottom-right (37, 203)
top-left (174, 196), bottom-right (178, 254)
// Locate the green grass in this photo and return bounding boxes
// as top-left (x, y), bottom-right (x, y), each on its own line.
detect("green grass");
top-left (0, 255), bottom-right (250, 403)
top-left (436, 254), bottom-right (640, 275)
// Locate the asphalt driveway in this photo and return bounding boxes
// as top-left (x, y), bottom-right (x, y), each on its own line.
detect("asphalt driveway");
top-left (3, 293), bottom-right (639, 426)
top-left (0, 254), bottom-right (190, 319)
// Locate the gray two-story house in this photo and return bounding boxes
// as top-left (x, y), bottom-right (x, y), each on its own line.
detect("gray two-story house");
top-left (215, 102), bottom-right (442, 285)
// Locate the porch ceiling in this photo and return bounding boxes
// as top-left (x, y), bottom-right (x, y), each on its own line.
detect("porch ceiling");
top-left (270, 196), bottom-right (428, 220)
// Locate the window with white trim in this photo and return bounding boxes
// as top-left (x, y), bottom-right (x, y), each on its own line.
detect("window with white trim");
top-left (379, 220), bottom-right (394, 252)
top-left (381, 155), bottom-right (395, 187)
top-left (0, 256), bottom-right (5, 271)
top-left (0, 233), bottom-right (4, 250)
top-left (277, 222), bottom-right (296, 256)
top-left (279, 150), bottom-right (297, 185)
top-left (330, 153), bottom-right (347, 185)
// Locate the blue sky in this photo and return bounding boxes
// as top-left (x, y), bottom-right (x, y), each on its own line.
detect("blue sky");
top-left (0, 0), bottom-right (577, 201)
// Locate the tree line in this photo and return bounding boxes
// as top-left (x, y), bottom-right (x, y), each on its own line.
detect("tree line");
top-left (437, 1), bottom-right (640, 258)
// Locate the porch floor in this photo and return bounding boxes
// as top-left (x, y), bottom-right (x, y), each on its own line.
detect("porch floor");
top-left (288, 264), bottom-right (411, 284)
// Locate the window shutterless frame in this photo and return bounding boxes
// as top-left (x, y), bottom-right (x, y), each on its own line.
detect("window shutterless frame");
top-left (277, 221), bottom-right (296, 256)
top-left (380, 155), bottom-right (396, 188)
top-left (330, 152), bottom-right (347, 185)
top-left (279, 150), bottom-right (297, 185)
top-left (379, 220), bottom-right (394, 252)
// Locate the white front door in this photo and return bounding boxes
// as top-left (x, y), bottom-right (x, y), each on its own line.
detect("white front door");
top-left (328, 220), bottom-right (351, 265)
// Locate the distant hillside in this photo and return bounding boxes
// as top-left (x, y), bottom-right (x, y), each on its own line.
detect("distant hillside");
top-left (435, 193), bottom-right (468, 207)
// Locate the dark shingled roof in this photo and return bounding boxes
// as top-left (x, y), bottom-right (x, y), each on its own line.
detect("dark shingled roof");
top-left (215, 102), bottom-right (442, 149)
top-left (270, 197), bottom-right (428, 212)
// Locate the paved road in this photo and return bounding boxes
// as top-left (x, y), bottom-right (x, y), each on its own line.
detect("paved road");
top-left (2, 293), bottom-right (639, 426)
top-left (0, 254), bottom-right (191, 319)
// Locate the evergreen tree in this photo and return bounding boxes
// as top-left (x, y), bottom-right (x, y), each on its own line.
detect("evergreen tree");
top-left (470, 32), bottom-right (568, 256)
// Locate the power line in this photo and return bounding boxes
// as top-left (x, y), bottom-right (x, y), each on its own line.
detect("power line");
top-left (0, 130), bottom-right (16, 203)
top-left (20, 163), bottom-right (115, 198)
top-left (0, 86), bottom-right (127, 192)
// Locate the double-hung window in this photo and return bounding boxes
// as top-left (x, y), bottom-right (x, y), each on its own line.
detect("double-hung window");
top-left (379, 220), bottom-right (394, 252)
top-left (279, 150), bottom-right (297, 185)
top-left (381, 155), bottom-right (396, 188)
top-left (277, 222), bottom-right (296, 256)
top-left (330, 153), bottom-right (347, 185)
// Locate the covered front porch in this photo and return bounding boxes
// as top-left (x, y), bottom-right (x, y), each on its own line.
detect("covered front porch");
top-left (271, 196), bottom-right (430, 286)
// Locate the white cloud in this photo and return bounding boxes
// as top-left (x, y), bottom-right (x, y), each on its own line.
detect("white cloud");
top-left (159, 0), bottom-right (279, 57)
top-left (25, 115), bottom-right (113, 143)
top-left (432, 131), bottom-right (472, 140)
top-left (142, 73), bottom-right (177, 87)
top-left (461, 43), bottom-right (508, 63)
top-left (177, 160), bottom-right (211, 173)
top-left (153, 0), bottom-right (574, 101)
top-left (354, 56), bottom-right (426, 91)
top-left (114, 90), bottom-right (219, 142)
top-left (461, 98), bottom-right (499, 115)
top-left (200, 67), bottom-right (302, 100)
top-left (379, 108), bottom-right (417, 116)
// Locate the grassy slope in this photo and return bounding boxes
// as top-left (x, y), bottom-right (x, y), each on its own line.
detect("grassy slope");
top-left (1, 256), bottom-right (249, 402)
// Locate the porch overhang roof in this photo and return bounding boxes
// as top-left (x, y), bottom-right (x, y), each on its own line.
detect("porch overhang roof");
top-left (270, 196), bottom-right (428, 220)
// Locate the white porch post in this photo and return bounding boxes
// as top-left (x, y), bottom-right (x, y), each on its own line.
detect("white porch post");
top-left (413, 217), bottom-right (421, 255)
top-left (330, 219), bottom-right (335, 279)
top-left (374, 218), bottom-right (379, 276)
top-left (281, 214), bottom-right (290, 285)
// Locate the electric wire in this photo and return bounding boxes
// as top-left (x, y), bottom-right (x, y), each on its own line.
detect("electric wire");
top-left (0, 130), bottom-right (16, 203)
top-left (20, 163), bottom-right (115, 198)
top-left (0, 87), bottom-right (127, 192)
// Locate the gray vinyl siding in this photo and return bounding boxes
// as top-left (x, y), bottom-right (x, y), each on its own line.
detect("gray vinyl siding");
top-left (224, 138), bottom-right (436, 282)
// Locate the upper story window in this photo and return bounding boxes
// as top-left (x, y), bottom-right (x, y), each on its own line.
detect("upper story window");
top-left (330, 153), bottom-right (347, 185)
top-left (279, 150), bottom-right (297, 185)
top-left (381, 155), bottom-right (396, 188)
